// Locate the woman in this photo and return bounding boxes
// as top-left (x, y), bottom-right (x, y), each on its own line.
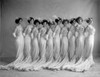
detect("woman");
top-left (15, 17), bottom-right (34, 70)
top-left (71, 17), bottom-right (84, 65)
top-left (42, 26), bottom-right (54, 68)
top-left (62, 19), bottom-right (77, 70)
top-left (65, 17), bottom-right (85, 71)
top-left (32, 20), bottom-right (47, 71)
top-left (31, 20), bottom-right (41, 62)
top-left (0, 18), bottom-right (24, 70)
top-left (23, 19), bottom-right (41, 71)
top-left (50, 21), bottom-right (56, 32)
top-left (19, 19), bottom-right (41, 71)
top-left (52, 19), bottom-right (69, 70)
top-left (47, 18), bottom-right (61, 69)
top-left (70, 18), bottom-right (95, 72)
top-left (12, 18), bottom-right (24, 68)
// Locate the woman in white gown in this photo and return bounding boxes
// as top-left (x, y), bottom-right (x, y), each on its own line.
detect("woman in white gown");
top-left (23, 20), bottom-right (41, 71)
top-left (42, 22), bottom-right (54, 68)
top-left (48, 19), bottom-right (61, 69)
top-left (12, 18), bottom-right (24, 68)
top-left (32, 20), bottom-right (47, 71)
top-left (66, 17), bottom-right (85, 71)
top-left (62, 19), bottom-right (77, 70)
top-left (15, 17), bottom-right (34, 70)
top-left (13, 18), bottom-right (24, 67)
top-left (52, 19), bottom-right (69, 70)
top-left (70, 18), bottom-right (95, 72)
top-left (0, 18), bottom-right (24, 70)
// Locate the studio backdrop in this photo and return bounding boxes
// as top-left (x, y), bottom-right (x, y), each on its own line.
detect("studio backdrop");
top-left (0, 0), bottom-right (99, 61)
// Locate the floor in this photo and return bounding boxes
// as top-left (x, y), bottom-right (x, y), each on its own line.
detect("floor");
top-left (0, 57), bottom-right (100, 77)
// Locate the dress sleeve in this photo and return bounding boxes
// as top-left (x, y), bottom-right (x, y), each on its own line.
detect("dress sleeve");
top-left (13, 26), bottom-right (18, 37)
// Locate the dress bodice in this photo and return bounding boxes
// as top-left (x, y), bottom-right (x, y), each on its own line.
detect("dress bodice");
top-left (40, 27), bottom-right (46, 37)
top-left (15, 25), bottom-right (23, 36)
top-left (25, 25), bottom-right (33, 35)
top-left (54, 26), bottom-right (61, 35)
top-left (61, 27), bottom-right (68, 37)
top-left (77, 25), bottom-right (84, 35)
top-left (70, 25), bottom-right (76, 36)
top-left (88, 25), bottom-right (95, 35)
top-left (48, 29), bottom-right (53, 39)
top-left (32, 27), bottom-right (38, 38)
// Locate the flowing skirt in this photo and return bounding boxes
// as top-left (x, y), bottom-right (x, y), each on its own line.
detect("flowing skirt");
top-left (31, 37), bottom-right (46, 70)
top-left (52, 36), bottom-right (68, 70)
top-left (68, 36), bottom-right (75, 61)
top-left (48, 35), bottom-right (61, 69)
top-left (43, 37), bottom-right (54, 68)
top-left (67, 35), bottom-right (94, 72)
top-left (0, 35), bottom-right (24, 69)
top-left (21, 38), bottom-right (40, 71)
top-left (15, 35), bottom-right (32, 70)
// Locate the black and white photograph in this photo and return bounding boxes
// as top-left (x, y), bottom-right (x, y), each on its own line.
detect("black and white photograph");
top-left (0, 0), bottom-right (100, 77)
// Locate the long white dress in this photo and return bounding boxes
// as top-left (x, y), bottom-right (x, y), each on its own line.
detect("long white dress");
top-left (76, 25), bottom-right (95, 72)
top-left (32, 27), bottom-right (47, 70)
top-left (42, 29), bottom-right (54, 68)
top-left (31, 27), bottom-right (40, 63)
top-left (52, 27), bottom-right (69, 70)
top-left (65, 25), bottom-right (85, 70)
top-left (15, 25), bottom-right (33, 70)
top-left (69, 24), bottom-right (95, 72)
top-left (73, 25), bottom-right (84, 64)
top-left (13, 25), bottom-right (24, 66)
top-left (20, 27), bottom-right (40, 71)
top-left (62, 25), bottom-right (76, 69)
top-left (0, 25), bottom-right (24, 70)
top-left (47, 25), bottom-right (61, 69)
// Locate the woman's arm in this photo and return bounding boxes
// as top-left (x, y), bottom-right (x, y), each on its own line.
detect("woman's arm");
top-left (23, 26), bottom-right (28, 36)
top-left (68, 31), bottom-right (72, 39)
top-left (13, 26), bottom-right (18, 37)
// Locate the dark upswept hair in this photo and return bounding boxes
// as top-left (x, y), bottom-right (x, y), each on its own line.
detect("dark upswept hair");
top-left (76, 16), bottom-right (83, 23)
top-left (41, 19), bottom-right (49, 25)
top-left (86, 17), bottom-right (93, 24)
top-left (48, 20), bottom-right (52, 26)
top-left (55, 17), bottom-right (62, 24)
top-left (34, 19), bottom-right (41, 25)
top-left (70, 18), bottom-right (76, 24)
top-left (15, 17), bottom-right (23, 24)
top-left (28, 17), bottom-right (34, 24)
top-left (62, 19), bottom-right (69, 24)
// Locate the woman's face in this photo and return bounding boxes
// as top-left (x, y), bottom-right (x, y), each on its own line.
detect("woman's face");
top-left (89, 20), bottom-right (93, 25)
top-left (58, 20), bottom-right (62, 25)
top-left (64, 21), bottom-right (68, 26)
top-left (19, 19), bottom-right (23, 24)
top-left (43, 22), bottom-right (47, 27)
top-left (78, 19), bottom-right (82, 24)
top-left (36, 22), bottom-right (40, 26)
top-left (72, 21), bottom-right (77, 26)
top-left (30, 19), bottom-right (34, 24)
top-left (43, 22), bottom-right (49, 29)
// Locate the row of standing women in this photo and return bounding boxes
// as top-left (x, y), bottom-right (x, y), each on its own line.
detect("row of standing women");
top-left (0, 16), bottom-right (95, 72)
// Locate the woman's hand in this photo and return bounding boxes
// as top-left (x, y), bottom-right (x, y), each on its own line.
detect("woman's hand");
top-left (13, 33), bottom-right (16, 37)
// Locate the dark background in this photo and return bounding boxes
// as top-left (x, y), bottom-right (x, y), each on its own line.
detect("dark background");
top-left (0, 0), bottom-right (100, 60)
